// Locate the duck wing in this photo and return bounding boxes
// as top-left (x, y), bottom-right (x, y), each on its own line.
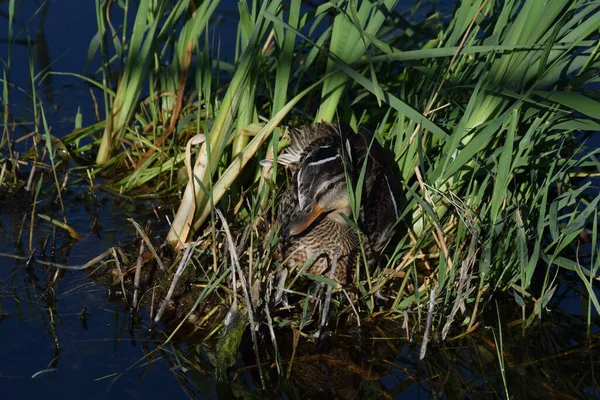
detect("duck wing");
top-left (351, 128), bottom-right (400, 252)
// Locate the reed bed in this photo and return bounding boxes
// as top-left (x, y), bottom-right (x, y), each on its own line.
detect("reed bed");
top-left (2, 0), bottom-right (599, 392)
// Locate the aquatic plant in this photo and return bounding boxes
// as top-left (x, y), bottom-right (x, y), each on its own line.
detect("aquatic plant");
top-left (29, 0), bottom-right (600, 387)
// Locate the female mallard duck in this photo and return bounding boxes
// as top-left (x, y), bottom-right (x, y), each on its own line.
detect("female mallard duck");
top-left (276, 123), bottom-right (399, 285)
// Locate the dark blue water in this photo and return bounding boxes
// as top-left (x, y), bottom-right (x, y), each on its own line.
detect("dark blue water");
top-left (1, 0), bottom-right (95, 131)
top-left (1, 0), bottom-right (240, 135)
top-left (0, 186), bottom-right (179, 398)
top-left (0, 2), bottom-right (236, 397)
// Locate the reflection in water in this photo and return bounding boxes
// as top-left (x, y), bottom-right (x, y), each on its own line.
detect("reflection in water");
top-left (0, 174), bottom-right (178, 397)
top-left (1, 0), bottom-right (95, 139)
top-left (0, 0), bottom-right (53, 99)
top-left (125, 303), bottom-right (598, 399)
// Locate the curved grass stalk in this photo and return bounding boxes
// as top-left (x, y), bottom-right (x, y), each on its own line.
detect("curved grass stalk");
top-left (168, 76), bottom-right (324, 249)
top-left (191, 78), bottom-right (326, 235)
top-left (167, 0), bottom-right (283, 248)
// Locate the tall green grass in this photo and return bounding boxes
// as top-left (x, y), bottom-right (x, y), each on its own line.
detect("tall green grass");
top-left (69, 0), bottom-right (599, 344)
top-left (1, 0), bottom-right (15, 153)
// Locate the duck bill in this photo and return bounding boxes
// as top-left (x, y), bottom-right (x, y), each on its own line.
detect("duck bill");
top-left (288, 202), bottom-right (324, 236)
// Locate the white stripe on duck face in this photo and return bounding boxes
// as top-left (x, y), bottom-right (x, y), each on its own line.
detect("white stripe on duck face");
top-left (303, 144), bottom-right (340, 168)
top-left (314, 173), bottom-right (346, 199)
top-left (305, 153), bottom-right (340, 168)
top-left (298, 146), bottom-right (340, 182)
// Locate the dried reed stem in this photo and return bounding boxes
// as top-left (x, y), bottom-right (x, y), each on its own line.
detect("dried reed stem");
top-left (318, 247), bottom-right (339, 341)
top-left (154, 242), bottom-right (196, 325)
top-left (132, 240), bottom-right (145, 310)
top-left (215, 209), bottom-right (265, 389)
top-left (419, 288), bottom-right (436, 360)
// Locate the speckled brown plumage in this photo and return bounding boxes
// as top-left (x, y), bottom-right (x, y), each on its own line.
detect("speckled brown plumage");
top-left (276, 123), bottom-right (399, 285)
top-left (283, 214), bottom-right (359, 284)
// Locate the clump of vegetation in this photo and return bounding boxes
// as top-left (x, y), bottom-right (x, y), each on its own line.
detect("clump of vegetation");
top-left (87, 0), bottom-right (600, 345)
top-left (2, 0), bottom-right (599, 395)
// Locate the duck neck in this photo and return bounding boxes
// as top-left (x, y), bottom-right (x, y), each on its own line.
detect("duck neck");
top-left (327, 209), bottom-right (352, 225)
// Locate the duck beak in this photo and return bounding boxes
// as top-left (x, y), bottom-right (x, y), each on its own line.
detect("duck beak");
top-left (288, 202), bottom-right (324, 236)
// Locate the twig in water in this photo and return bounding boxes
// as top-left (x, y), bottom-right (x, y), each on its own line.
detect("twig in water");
top-left (60, 171), bottom-right (69, 192)
top-left (129, 218), bottom-right (165, 271)
top-left (420, 288), bottom-right (436, 360)
top-left (402, 310), bottom-right (410, 341)
top-left (317, 247), bottom-right (339, 342)
top-left (0, 162), bottom-right (6, 186)
top-left (150, 285), bottom-right (156, 321)
top-left (0, 247), bottom-right (116, 270)
top-left (111, 248), bottom-right (127, 304)
top-left (264, 295), bottom-right (281, 375)
top-left (153, 242), bottom-right (196, 325)
top-left (132, 239), bottom-right (145, 310)
top-left (25, 160), bottom-right (37, 192)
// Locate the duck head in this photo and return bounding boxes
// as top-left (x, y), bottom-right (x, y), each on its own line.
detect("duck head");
top-left (287, 182), bottom-right (352, 236)
top-left (287, 145), bottom-right (352, 236)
